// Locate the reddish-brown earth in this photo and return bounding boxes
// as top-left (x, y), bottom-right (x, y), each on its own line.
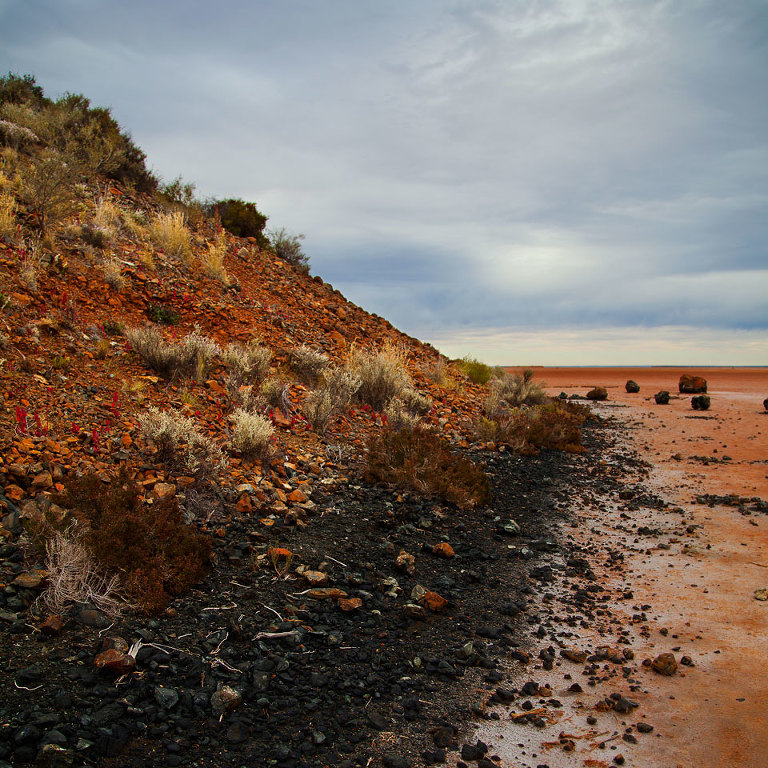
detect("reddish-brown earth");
top-left (474, 367), bottom-right (767, 768)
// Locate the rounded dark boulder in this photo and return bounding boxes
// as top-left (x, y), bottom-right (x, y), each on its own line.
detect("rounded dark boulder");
top-left (691, 395), bottom-right (711, 411)
top-left (625, 380), bottom-right (640, 393)
top-left (763, 397), bottom-right (768, 412)
top-left (586, 387), bottom-right (608, 401)
top-left (679, 374), bottom-right (707, 394)
top-left (654, 391), bottom-right (670, 405)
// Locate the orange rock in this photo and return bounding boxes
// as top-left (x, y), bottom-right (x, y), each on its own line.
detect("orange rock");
top-left (287, 488), bottom-right (308, 503)
top-left (152, 482), bottom-right (176, 500)
top-left (306, 588), bottom-right (348, 600)
top-left (4, 485), bottom-right (24, 502)
top-left (205, 379), bottom-right (226, 394)
top-left (339, 597), bottom-right (363, 612)
top-left (432, 542), bottom-right (455, 558)
top-left (303, 570), bottom-right (329, 586)
top-left (236, 494), bottom-right (253, 513)
top-left (121, 432), bottom-right (133, 448)
top-left (94, 648), bottom-right (136, 674)
top-left (423, 590), bottom-right (448, 613)
top-left (39, 614), bottom-right (65, 636)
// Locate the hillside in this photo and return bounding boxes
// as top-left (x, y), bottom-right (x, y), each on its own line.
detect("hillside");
top-left (0, 76), bottom-right (592, 768)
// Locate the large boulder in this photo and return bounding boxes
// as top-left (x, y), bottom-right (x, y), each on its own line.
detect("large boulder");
top-left (691, 394), bottom-right (711, 411)
top-left (586, 387), bottom-right (608, 401)
top-left (763, 398), bottom-right (768, 412)
top-left (625, 380), bottom-right (640, 393)
top-left (679, 374), bottom-right (707, 394)
top-left (654, 390), bottom-right (670, 405)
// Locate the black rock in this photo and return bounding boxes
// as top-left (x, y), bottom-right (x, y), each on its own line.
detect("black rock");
top-left (382, 753), bottom-right (411, 768)
top-left (654, 391), bottom-right (670, 405)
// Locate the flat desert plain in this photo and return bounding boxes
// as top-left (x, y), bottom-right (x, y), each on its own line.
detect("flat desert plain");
top-left (491, 367), bottom-right (768, 768)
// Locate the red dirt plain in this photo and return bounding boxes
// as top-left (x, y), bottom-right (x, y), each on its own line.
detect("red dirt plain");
top-left (482, 367), bottom-right (768, 768)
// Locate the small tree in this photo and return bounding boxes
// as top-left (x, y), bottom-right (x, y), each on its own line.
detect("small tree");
top-left (269, 227), bottom-right (309, 273)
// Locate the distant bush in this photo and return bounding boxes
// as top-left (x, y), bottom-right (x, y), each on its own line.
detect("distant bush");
top-left (229, 409), bottom-right (274, 458)
top-left (159, 175), bottom-right (197, 208)
top-left (269, 227), bottom-right (309, 273)
top-left (289, 345), bottom-right (329, 385)
top-left (365, 426), bottom-right (491, 509)
top-left (457, 356), bottom-right (493, 385)
top-left (145, 304), bottom-right (180, 326)
top-left (212, 198), bottom-right (269, 248)
top-left (480, 401), bottom-right (587, 454)
top-left (60, 468), bottom-right (212, 614)
top-left (302, 367), bottom-right (361, 433)
top-left (221, 340), bottom-right (272, 386)
top-left (138, 405), bottom-right (225, 479)
top-left (485, 368), bottom-right (547, 418)
top-left (102, 258), bottom-right (124, 291)
top-left (17, 148), bottom-right (76, 234)
top-left (347, 343), bottom-right (412, 411)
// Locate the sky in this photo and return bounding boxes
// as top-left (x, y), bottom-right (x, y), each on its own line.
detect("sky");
top-left (1, 0), bottom-right (766, 365)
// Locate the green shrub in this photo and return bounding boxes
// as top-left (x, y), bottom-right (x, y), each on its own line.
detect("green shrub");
top-left (365, 426), bottom-right (491, 509)
top-left (212, 198), bottom-right (269, 248)
top-left (457, 355), bottom-right (493, 385)
top-left (146, 304), bottom-right (180, 326)
top-left (60, 468), bottom-right (212, 614)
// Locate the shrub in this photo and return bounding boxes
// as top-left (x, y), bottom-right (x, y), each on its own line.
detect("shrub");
top-left (149, 210), bottom-right (191, 261)
top-left (261, 377), bottom-right (288, 411)
top-left (59, 469), bottom-right (212, 614)
top-left (182, 325), bottom-right (220, 381)
top-left (221, 340), bottom-right (272, 386)
top-left (289, 345), bottom-right (329, 385)
top-left (423, 357), bottom-right (451, 387)
top-left (102, 319), bottom-right (123, 336)
top-left (0, 73), bottom-right (48, 110)
top-left (384, 398), bottom-right (420, 431)
top-left (303, 365), bottom-right (362, 433)
top-left (125, 326), bottom-right (194, 378)
top-left (102, 258), bottom-right (124, 291)
top-left (485, 368), bottom-right (547, 418)
top-left (269, 228), bottom-right (309, 273)
top-left (485, 401), bottom-right (587, 454)
top-left (80, 223), bottom-right (110, 249)
top-left (138, 405), bottom-right (226, 478)
top-left (302, 388), bottom-right (336, 433)
top-left (212, 198), bottom-right (269, 248)
top-left (230, 409), bottom-right (274, 458)
top-left (399, 387), bottom-right (432, 416)
top-left (17, 148), bottom-right (75, 234)
top-left (146, 304), bottom-right (180, 325)
top-left (457, 356), bottom-right (493, 385)
top-left (347, 343), bottom-right (412, 411)
top-left (365, 426), bottom-right (491, 509)
top-left (159, 175), bottom-right (197, 208)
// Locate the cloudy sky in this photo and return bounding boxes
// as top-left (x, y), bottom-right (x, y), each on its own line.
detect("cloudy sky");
top-left (2, 0), bottom-right (766, 365)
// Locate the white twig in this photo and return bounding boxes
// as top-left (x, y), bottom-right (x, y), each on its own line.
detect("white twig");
top-left (261, 603), bottom-right (283, 621)
top-left (324, 554), bottom-right (348, 568)
top-left (253, 630), bottom-right (299, 641)
top-left (14, 681), bottom-right (43, 691)
top-left (201, 602), bottom-right (238, 611)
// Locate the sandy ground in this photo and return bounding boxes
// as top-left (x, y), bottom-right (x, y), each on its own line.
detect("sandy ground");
top-left (475, 367), bottom-right (768, 768)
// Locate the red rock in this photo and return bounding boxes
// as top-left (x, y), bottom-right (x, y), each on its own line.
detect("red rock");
top-left (287, 488), bottom-right (308, 503)
top-left (651, 652), bottom-right (678, 676)
top-left (235, 494), bottom-right (253, 513)
top-left (423, 591), bottom-right (448, 613)
top-left (211, 685), bottom-right (242, 715)
top-left (432, 542), bottom-right (455, 558)
top-left (31, 471), bottom-right (53, 489)
top-left (94, 648), bottom-right (136, 674)
top-left (152, 482), bottom-right (176, 499)
top-left (586, 387), bottom-right (608, 401)
top-left (4, 485), bottom-right (24, 502)
top-left (339, 597), bottom-right (363, 612)
top-left (39, 614), bottom-right (65, 636)
top-left (395, 550), bottom-right (416, 575)
top-left (306, 587), bottom-right (348, 600)
top-left (679, 375), bottom-right (707, 394)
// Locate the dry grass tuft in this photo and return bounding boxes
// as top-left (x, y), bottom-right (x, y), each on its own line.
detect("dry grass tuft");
top-left (0, 191), bottom-right (15, 241)
top-left (221, 340), bottom-right (272, 386)
top-left (149, 210), bottom-right (192, 261)
top-left (289, 345), bottom-right (330, 385)
top-left (201, 231), bottom-right (232, 284)
top-left (347, 343), bottom-right (412, 411)
top-left (229, 409), bottom-right (274, 458)
top-left (102, 258), bottom-right (124, 291)
top-left (40, 528), bottom-right (126, 617)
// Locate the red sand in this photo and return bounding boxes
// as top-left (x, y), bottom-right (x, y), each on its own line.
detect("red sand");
top-left (490, 367), bottom-right (768, 767)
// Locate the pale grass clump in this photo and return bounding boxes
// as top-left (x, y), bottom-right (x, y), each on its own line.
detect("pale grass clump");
top-left (484, 368), bottom-right (547, 419)
top-left (201, 231), bottom-right (231, 284)
top-left (346, 343), bottom-right (412, 411)
top-left (125, 326), bottom-right (195, 379)
top-left (149, 210), bottom-right (191, 261)
top-left (423, 357), bottom-right (451, 387)
top-left (182, 325), bottom-right (221, 381)
top-left (102, 258), bottom-right (124, 291)
top-left (40, 528), bottom-right (126, 618)
top-left (125, 325), bottom-right (219, 380)
top-left (229, 408), bottom-right (274, 458)
top-left (399, 388), bottom-right (432, 416)
top-left (93, 193), bottom-right (122, 237)
top-left (139, 406), bottom-right (225, 478)
top-left (0, 191), bottom-right (15, 241)
top-left (289, 345), bottom-right (330, 385)
top-left (260, 377), bottom-right (289, 411)
top-left (302, 367), bottom-right (361, 433)
top-left (221, 340), bottom-right (272, 386)
top-left (384, 397), bottom-right (421, 431)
